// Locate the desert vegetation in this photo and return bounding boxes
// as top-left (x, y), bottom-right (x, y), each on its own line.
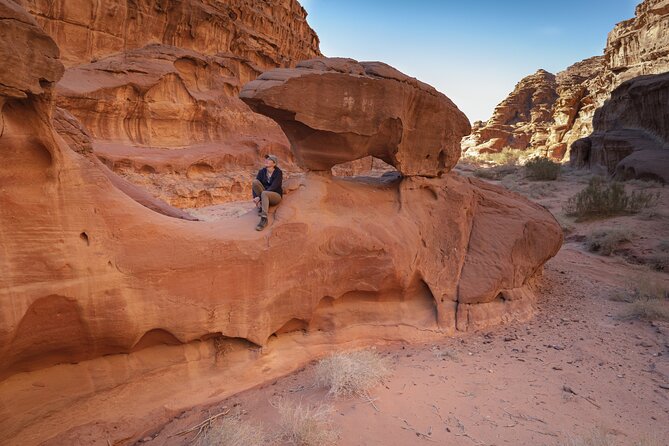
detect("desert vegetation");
top-left (564, 176), bottom-right (659, 220)
top-left (524, 157), bottom-right (561, 181)
top-left (315, 350), bottom-right (392, 397)
top-left (273, 401), bottom-right (339, 446)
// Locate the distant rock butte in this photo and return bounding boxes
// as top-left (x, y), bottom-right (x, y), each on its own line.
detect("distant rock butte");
top-left (463, 0), bottom-right (669, 163)
top-left (1, 4), bottom-right (561, 444)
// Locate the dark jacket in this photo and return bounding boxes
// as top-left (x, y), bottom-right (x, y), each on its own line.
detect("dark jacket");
top-left (253, 167), bottom-right (283, 197)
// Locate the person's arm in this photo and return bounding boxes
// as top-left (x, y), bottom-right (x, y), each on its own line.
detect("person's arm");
top-left (265, 169), bottom-right (283, 193)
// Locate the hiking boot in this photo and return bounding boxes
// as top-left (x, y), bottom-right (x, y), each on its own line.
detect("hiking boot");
top-left (255, 217), bottom-right (268, 231)
top-left (257, 205), bottom-right (262, 215)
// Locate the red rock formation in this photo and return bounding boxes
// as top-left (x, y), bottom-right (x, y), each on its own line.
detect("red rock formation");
top-left (606, 0), bottom-right (669, 86)
top-left (0, 4), bottom-right (562, 443)
top-left (464, 0), bottom-right (669, 162)
top-left (461, 69), bottom-right (557, 156)
top-left (54, 44), bottom-right (299, 206)
top-left (15, 0), bottom-right (321, 207)
top-left (241, 58), bottom-right (471, 176)
top-left (570, 72), bottom-right (669, 183)
top-left (16, 0), bottom-right (320, 69)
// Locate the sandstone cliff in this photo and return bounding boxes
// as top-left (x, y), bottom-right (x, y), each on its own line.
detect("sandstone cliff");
top-left (16, 0), bottom-right (321, 207)
top-left (463, 0), bottom-right (669, 162)
top-left (0, 6), bottom-right (562, 443)
top-left (571, 72), bottom-right (669, 183)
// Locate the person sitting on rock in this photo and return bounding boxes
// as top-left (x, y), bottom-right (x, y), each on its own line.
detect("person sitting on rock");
top-left (252, 154), bottom-right (283, 231)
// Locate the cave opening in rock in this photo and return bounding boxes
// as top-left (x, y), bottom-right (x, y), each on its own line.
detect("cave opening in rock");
top-left (330, 156), bottom-right (397, 178)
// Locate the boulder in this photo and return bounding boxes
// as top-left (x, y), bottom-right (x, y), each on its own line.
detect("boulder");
top-left (241, 58), bottom-right (471, 176)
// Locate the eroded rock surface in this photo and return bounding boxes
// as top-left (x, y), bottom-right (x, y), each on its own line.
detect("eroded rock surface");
top-left (1, 2), bottom-right (561, 444)
top-left (16, 0), bottom-right (320, 69)
top-left (461, 69), bottom-right (558, 156)
top-left (16, 0), bottom-right (321, 207)
top-left (241, 58), bottom-right (471, 176)
top-left (571, 72), bottom-right (669, 182)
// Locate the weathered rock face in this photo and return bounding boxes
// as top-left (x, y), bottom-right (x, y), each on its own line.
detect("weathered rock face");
top-left (241, 58), bottom-right (471, 177)
top-left (463, 0), bottom-right (669, 162)
top-left (54, 43), bottom-right (300, 206)
top-left (461, 69), bottom-right (558, 156)
top-left (0, 4), bottom-right (561, 443)
top-left (606, 0), bottom-right (669, 86)
top-left (16, 0), bottom-right (320, 69)
top-left (571, 72), bottom-right (669, 182)
top-left (17, 0), bottom-right (321, 207)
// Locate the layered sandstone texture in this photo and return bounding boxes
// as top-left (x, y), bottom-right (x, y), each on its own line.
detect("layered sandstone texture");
top-left (463, 0), bottom-right (669, 162)
top-left (241, 58), bottom-right (471, 176)
top-left (16, 0), bottom-right (321, 207)
top-left (0, 7), bottom-right (562, 444)
top-left (570, 72), bottom-right (669, 182)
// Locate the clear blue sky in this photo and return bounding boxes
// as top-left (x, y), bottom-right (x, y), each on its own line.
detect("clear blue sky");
top-left (300, 0), bottom-right (639, 122)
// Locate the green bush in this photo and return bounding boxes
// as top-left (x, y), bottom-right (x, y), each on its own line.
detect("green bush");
top-left (524, 157), bottom-right (561, 181)
top-left (564, 176), bottom-right (659, 220)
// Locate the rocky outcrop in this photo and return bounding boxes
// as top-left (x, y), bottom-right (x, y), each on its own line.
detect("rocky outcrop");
top-left (461, 69), bottom-right (558, 156)
top-left (606, 0), bottom-right (669, 86)
top-left (0, 6), bottom-right (561, 443)
top-left (570, 72), bottom-right (669, 182)
top-left (16, 0), bottom-right (321, 207)
top-left (16, 0), bottom-right (320, 69)
top-left (241, 58), bottom-right (471, 176)
top-left (54, 44), bottom-right (300, 206)
top-left (463, 0), bottom-right (669, 162)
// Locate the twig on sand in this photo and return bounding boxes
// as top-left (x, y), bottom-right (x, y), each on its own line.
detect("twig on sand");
top-left (360, 394), bottom-right (380, 412)
top-left (397, 417), bottom-right (436, 442)
top-left (503, 409), bottom-right (546, 424)
top-left (168, 408), bottom-right (230, 442)
top-left (562, 385), bottom-right (601, 409)
top-left (527, 428), bottom-right (558, 437)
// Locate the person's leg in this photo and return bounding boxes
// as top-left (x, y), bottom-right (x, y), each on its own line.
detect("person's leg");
top-left (260, 191), bottom-right (282, 217)
top-left (252, 179), bottom-right (265, 198)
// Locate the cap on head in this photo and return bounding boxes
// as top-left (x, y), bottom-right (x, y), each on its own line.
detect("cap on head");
top-left (265, 154), bottom-right (278, 165)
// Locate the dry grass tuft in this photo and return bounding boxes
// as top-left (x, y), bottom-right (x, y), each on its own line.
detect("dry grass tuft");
top-left (430, 346), bottom-right (459, 361)
top-left (200, 414), bottom-right (267, 446)
top-left (564, 429), bottom-right (664, 446)
top-left (315, 350), bottom-right (392, 397)
top-left (274, 401), bottom-right (339, 446)
top-left (612, 275), bottom-right (669, 322)
top-left (586, 229), bottom-right (634, 256)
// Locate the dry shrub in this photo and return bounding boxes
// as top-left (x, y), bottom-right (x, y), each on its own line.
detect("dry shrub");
top-left (565, 429), bottom-right (663, 446)
top-left (525, 157), bottom-right (561, 181)
top-left (315, 350), bottom-right (391, 397)
top-left (274, 401), bottom-right (339, 446)
top-left (555, 214), bottom-right (576, 235)
top-left (200, 414), bottom-right (267, 446)
top-left (614, 275), bottom-right (669, 322)
top-left (473, 165), bottom-right (517, 180)
top-left (586, 229), bottom-right (633, 256)
top-left (564, 176), bottom-right (659, 220)
top-left (430, 346), bottom-right (458, 361)
top-left (564, 429), bottom-right (615, 446)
